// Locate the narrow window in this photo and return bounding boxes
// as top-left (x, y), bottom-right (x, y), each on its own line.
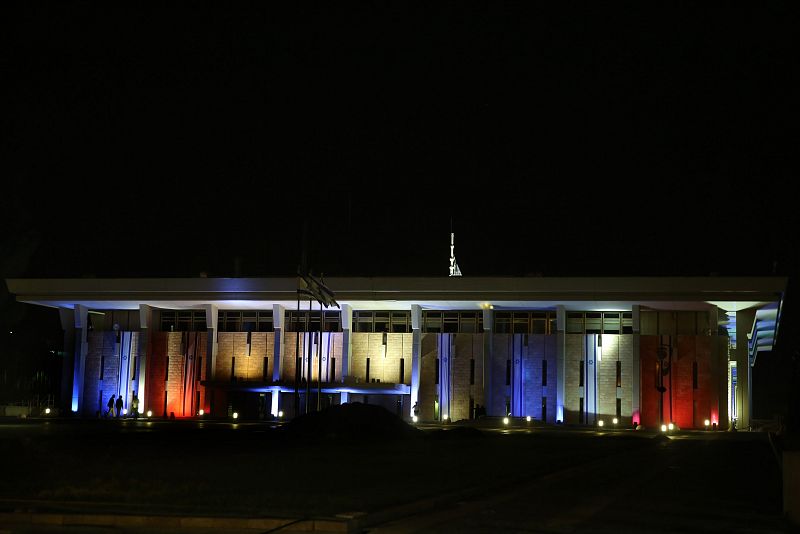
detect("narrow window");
top-left (131, 357), bottom-right (137, 380)
top-left (616, 361), bottom-right (622, 388)
top-left (366, 357), bottom-right (371, 382)
top-left (100, 355), bottom-right (105, 380)
top-left (331, 357), bottom-right (336, 382)
top-left (692, 361), bottom-right (698, 389)
top-left (469, 397), bottom-right (475, 419)
top-left (263, 357), bottom-right (269, 382)
top-left (579, 360), bottom-right (584, 387)
top-left (197, 356), bottom-right (203, 381)
top-left (579, 397), bottom-right (584, 423)
top-left (616, 398), bottom-right (622, 418)
top-left (542, 397), bottom-right (547, 422)
top-left (506, 359), bottom-right (511, 385)
top-left (165, 356), bottom-right (169, 382)
top-left (435, 358), bottom-right (439, 384)
top-left (470, 358), bottom-right (475, 385)
top-left (231, 357), bottom-right (236, 382)
top-left (542, 360), bottom-right (547, 387)
top-left (399, 358), bottom-right (405, 383)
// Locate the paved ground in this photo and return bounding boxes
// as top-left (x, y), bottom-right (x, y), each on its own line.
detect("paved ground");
top-left (0, 417), bottom-right (793, 533)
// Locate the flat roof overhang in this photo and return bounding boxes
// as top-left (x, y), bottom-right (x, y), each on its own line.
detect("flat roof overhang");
top-left (5, 276), bottom-right (787, 314)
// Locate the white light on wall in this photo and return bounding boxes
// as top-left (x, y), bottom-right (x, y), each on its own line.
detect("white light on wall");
top-left (526, 416), bottom-right (531, 422)
top-left (704, 419), bottom-right (710, 427)
top-left (612, 417), bottom-right (618, 425)
top-left (668, 422), bottom-right (674, 431)
top-left (123, 408), bottom-right (128, 415)
top-left (199, 409), bottom-right (204, 416)
top-left (597, 334), bottom-right (603, 362)
top-left (598, 420), bottom-right (604, 427)
top-left (661, 424), bottom-right (667, 432)
top-left (443, 414), bottom-right (449, 421)
top-left (503, 417), bottom-right (509, 425)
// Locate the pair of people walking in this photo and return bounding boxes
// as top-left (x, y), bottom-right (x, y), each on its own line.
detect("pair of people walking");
top-left (105, 394), bottom-right (126, 418)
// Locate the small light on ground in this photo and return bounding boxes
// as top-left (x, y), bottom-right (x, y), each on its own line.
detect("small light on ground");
top-left (412, 415), bottom-right (418, 423)
top-left (503, 417), bottom-right (509, 425)
top-left (278, 410), bottom-right (284, 418)
top-left (668, 422), bottom-right (674, 431)
top-left (45, 408), bottom-right (51, 414)
top-left (146, 410), bottom-right (152, 418)
top-left (704, 419), bottom-right (710, 427)
top-left (612, 417), bottom-right (618, 425)
top-left (232, 412), bottom-right (239, 419)
top-left (199, 409), bottom-right (204, 416)
top-left (598, 420), bottom-right (604, 427)
top-left (443, 414), bottom-right (449, 421)
top-left (661, 424), bottom-right (667, 432)
top-left (123, 408), bottom-right (127, 415)
top-left (526, 416), bottom-right (531, 422)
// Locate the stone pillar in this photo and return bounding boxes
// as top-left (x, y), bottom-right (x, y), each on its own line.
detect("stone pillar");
top-left (556, 305), bottom-right (566, 423)
top-left (482, 307), bottom-right (494, 416)
top-left (270, 304), bottom-right (285, 416)
top-left (204, 304), bottom-right (219, 415)
top-left (135, 305), bottom-right (151, 415)
top-left (340, 303), bottom-right (353, 383)
top-left (631, 304), bottom-right (640, 425)
top-left (410, 304), bottom-right (422, 417)
top-left (70, 305), bottom-right (89, 414)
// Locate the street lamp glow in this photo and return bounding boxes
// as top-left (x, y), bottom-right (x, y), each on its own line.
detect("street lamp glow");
top-left (661, 424), bottom-right (667, 432)
top-left (668, 422), bottom-right (674, 431)
top-left (526, 416), bottom-right (531, 422)
top-left (598, 420), bottom-right (604, 427)
top-left (503, 417), bottom-right (509, 425)
top-left (612, 417), bottom-right (618, 425)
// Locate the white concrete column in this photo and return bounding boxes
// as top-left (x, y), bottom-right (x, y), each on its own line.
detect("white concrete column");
top-left (631, 304), bottom-right (640, 425)
top-left (556, 305), bottom-right (566, 423)
top-left (70, 304), bottom-right (89, 413)
top-left (135, 304), bottom-right (151, 415)
top-left (410, 304), bottom-right (422, 416)
top-left (482, 307), bottom-right (494, 416)
top-left (272, 304), bottom-right (285, 382)
top-left (204, 304), bottom-right (219, 415)
top-left (341, 303), bottom-right (353, 381)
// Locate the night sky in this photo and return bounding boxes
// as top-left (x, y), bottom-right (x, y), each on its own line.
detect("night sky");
top-left (2, 4), bottom-right (799, 415)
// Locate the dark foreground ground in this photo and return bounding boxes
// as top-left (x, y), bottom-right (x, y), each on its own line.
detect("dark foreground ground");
top-left (0, 409), bottom-right (793, 533)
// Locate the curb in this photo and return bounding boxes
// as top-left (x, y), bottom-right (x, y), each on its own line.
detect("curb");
top-left (0, 511), bottom-right (357, 533)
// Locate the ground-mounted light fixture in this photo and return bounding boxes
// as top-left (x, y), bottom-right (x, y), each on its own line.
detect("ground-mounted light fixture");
top-left (278, 410), bottom-right (284, 418)
top-left (668, 422), bottom-right (674, 431)
top-left (412, 415), bottom-right (418, 423)
top-left (660, 424), bottom-right (667, 432)
top-left (598, 419), bottom-right (604, 427)
top-left (704, 419), bottom-right (710, 429)
top-left (503, 417), bottom-right (509, 425)
top-left (199, 409), bottom-right (205, 416)
top-left (612, 417), bottom-right (618, 425)
top-left (526, 415), bottom-right (531, 422)
top-left (232, 412), bottom-right (239, 420)
top-left (146, 410), bottom-right (153, 418)
top-left (45, 408), bottom-right (51, 415)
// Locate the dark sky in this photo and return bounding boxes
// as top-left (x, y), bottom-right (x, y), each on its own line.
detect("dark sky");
top-left (2, 3), bottom-right (798, 280)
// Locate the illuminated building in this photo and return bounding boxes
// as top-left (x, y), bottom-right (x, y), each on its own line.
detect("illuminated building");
top-left (4, 276), bottom-right (785, 429)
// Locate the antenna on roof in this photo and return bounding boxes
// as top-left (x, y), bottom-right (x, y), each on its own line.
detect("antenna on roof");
top-left (449, 220), bottom-right (462, 277)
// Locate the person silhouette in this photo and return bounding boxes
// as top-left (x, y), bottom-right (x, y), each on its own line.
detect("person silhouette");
top-left (106, 395), bottom-right (115, 418)
top-left (115, 395), bottom-right (123, 418)
top-left (131, 392), bottom-right (139, 420)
